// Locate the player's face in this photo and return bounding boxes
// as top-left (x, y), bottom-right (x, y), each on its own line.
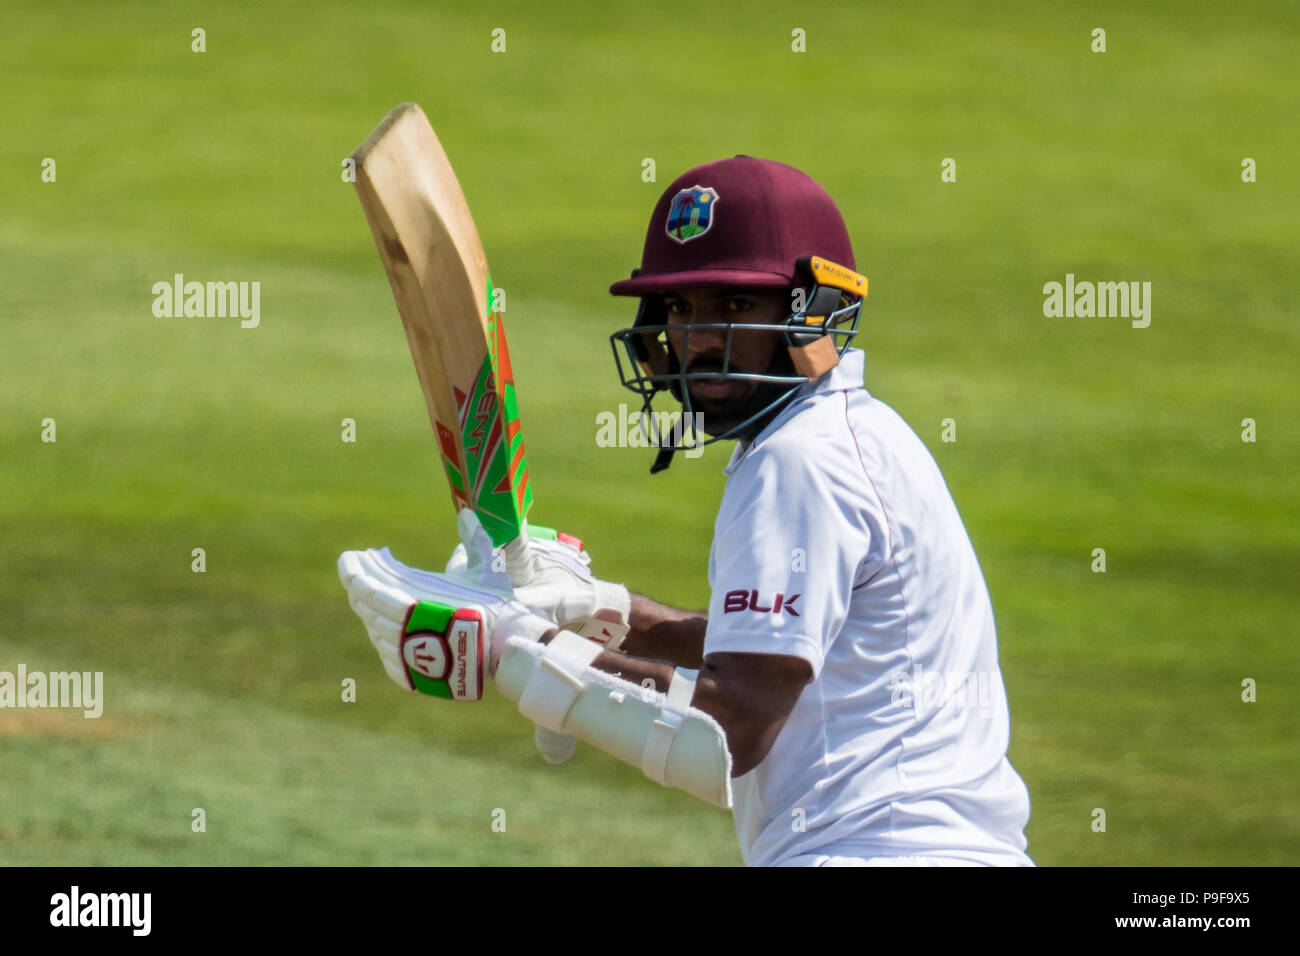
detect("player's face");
top-left (661, 287), bottom-right (792, 434)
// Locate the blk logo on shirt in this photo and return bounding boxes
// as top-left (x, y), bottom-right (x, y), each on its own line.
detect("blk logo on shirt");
top-left (723, 589), bottom-right (800, 616)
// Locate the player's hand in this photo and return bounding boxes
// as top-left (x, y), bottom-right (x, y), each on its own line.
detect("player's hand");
top-left (337, 547), bottom-right (554, 700)
top-left (446, 510), bottom-right (631, 651)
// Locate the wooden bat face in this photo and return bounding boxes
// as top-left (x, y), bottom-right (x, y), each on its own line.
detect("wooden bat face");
top-left (350, 103), bottom-right (532, 547)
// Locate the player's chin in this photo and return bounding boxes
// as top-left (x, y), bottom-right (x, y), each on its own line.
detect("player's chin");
top-left (689, 385), bottom-right (756, 435)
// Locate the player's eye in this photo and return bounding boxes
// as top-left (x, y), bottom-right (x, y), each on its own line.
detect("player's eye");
top-left (726, 297), bottom-right (754, 312)
top-left (664, 299), bottom-right (689, 317)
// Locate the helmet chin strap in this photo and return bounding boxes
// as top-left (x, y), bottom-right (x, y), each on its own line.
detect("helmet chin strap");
top-left (651, 445), bottom-right (676, 474)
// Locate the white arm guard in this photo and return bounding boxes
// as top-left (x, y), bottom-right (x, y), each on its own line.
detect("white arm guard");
top-left (493, 632), bottom-right (733, 808)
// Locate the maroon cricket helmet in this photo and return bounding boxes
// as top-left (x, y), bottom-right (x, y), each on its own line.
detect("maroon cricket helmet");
top-left (609, 155), bottom-right (855, 296)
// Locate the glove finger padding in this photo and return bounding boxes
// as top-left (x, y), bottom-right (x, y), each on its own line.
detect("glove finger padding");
top-left (446, 509), bottom-right (514, 591)
top-left (445, 511), bottom-right (629, 650)
top-left (446, 510), bottom-right (590, 586)
top-left (338, 548), bottom-right (552, 701)
top-left (514, 581), bottom-right (630, 650)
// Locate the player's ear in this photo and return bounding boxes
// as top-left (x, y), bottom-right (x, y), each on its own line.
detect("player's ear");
top-left (631, 294), bottom-right (671, 376)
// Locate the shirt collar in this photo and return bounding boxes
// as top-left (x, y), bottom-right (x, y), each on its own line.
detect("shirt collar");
top-left (722, 348), bottom-right (866, 475)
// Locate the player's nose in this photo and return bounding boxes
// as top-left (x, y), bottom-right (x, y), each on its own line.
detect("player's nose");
top-left (680, 325), bottom-right (730, 368)
top-left (685, 307), bottom-right (732, 343)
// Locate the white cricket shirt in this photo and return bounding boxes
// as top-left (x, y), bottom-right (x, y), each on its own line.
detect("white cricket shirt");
top-left (704, 349), bottom-right (1032, 866)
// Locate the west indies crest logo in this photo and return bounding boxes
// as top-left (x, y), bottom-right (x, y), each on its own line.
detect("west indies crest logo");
top-left (665, 185), bottom-right (719, 244)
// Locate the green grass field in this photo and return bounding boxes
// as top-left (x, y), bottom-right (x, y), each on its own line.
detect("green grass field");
top-left (1, 0), bottom-right (1297, 865)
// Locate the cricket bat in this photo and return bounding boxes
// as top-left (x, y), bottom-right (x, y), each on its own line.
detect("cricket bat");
top-left (349, 103), bottom-right (534, 558)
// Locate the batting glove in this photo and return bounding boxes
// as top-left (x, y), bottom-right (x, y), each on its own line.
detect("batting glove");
top-left (338, 547), bottom-right (554, 701)
top-left (446, 510), bottom-right (631, 652)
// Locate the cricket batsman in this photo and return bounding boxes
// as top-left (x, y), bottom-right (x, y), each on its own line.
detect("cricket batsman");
top-left (338, 156), bottom-right (1033, 866)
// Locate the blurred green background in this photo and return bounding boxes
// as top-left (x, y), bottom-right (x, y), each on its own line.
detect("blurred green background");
top-left (1, 0), bottom-right (1296, 865)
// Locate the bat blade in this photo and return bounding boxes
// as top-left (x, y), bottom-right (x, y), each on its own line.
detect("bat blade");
top-left (351, 103), bottom-right (533, 548)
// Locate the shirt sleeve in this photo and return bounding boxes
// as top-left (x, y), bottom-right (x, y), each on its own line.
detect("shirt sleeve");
top-left (705, 432), bottom-right (877, 679)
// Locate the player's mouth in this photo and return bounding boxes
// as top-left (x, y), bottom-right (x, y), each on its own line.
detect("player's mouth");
top-left (685, 359), bottom-right (745, 403)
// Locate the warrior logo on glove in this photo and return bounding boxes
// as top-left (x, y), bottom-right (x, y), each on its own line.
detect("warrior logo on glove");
top-left (402, 604), bottom-right (484, 700)
top-left (338, 548), bottom-right (545, 703)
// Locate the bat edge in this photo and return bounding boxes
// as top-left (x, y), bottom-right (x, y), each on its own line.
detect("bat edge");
top-left (349, 101), bottom-right (424, 164)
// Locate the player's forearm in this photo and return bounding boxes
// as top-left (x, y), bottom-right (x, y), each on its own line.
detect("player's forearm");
top-left (531, 629), bottom-right (787, 779)
top-left (534, 630), bottom-right (678, 703)
top-left (620, 593), bottom-right (707, 668)
top-left (580, 646), bottom-right (762, 777)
